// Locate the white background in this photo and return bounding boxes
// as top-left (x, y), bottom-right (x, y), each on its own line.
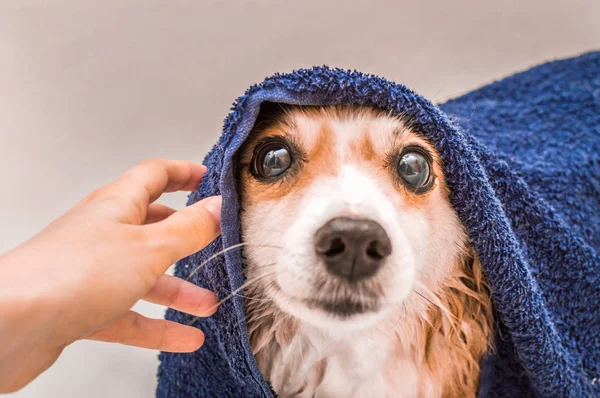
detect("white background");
top-left (1, 1), bottom-right (599, 396)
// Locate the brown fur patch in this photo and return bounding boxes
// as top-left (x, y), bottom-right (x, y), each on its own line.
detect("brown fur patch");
top-left (304, 118), bottom-right (338, 180)
top-left (348, 132), bottom-right (377, 163)
top-left (314, 358), bottom-right (328, 387)
top-left (391, 254), bottom-right (493, 397)
top-left (238, 109), bottom-right (339, 207)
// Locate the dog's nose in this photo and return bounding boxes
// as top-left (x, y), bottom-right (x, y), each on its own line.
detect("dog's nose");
top-left (314, 217), bottom-right (392, 282)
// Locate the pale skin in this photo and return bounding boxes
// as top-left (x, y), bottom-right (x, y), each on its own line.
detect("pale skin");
top-left (0, 159), bottom-right (222, 393)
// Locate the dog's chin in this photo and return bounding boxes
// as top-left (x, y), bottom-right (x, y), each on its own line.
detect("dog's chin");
top-left (272, 291), bottom-right (391, 332)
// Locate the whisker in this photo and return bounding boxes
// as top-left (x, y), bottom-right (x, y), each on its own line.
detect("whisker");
top-left (185, 242), bottom-right (282, 281)
top-left (413, 290), bottom-right (437, 308)
top-left (432, 87), bottom-right (476, 104)
top-left (413, 280), bottom-right (461, 327)
top-left (186, 269), bottom-right (277, 326)
top-left (220, 271), bottom-right (277, 305)
top-left (234, 293), bottom-right (273, 303)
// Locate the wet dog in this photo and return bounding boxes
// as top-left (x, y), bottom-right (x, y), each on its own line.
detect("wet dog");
top-left (237, 103), bottom-right (493, 397)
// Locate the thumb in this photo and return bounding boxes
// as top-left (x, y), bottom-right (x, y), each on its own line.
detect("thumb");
top-left (149, 196), bottom-right (222, 269)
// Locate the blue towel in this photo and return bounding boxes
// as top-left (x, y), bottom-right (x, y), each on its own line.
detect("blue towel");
top-left (157, 52), bottom-right (600, 397)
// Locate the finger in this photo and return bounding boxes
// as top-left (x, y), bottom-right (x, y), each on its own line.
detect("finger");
top-left (114, 159), bottom-right (207, 211)
top-left (143, 274), bottom-right (219, 317)
top-left (147, 196), bottom-right (222, 268)
top-left (144, 203), bottom-right (177, 225)
top-left (86, 311), bottom-right (204, 352)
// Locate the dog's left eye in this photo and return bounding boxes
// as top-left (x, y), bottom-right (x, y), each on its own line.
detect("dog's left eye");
top-left (397, 149), bottom-right (433, 192)
top-left (251, 141), bottom-right (292, 178)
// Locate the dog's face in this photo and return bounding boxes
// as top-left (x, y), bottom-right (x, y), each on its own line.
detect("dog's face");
top-left (238, 104), bottom-right (468, 332)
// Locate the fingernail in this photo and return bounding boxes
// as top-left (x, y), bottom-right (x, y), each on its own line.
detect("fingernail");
top-left (203, 196), bottom-right (222, 223)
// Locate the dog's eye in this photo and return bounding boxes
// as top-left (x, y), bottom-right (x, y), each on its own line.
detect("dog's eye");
top-left (251, 141), bottom-right (292, 178)
top-left (397, 150), bottom-right (432, 191)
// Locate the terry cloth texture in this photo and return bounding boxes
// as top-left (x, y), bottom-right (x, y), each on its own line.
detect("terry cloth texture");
top-left (157, 51), bottom-right (600, 397)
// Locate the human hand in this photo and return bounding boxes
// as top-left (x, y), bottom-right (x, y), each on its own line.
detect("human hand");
top-left (0, 159), bottom-right (221, 392)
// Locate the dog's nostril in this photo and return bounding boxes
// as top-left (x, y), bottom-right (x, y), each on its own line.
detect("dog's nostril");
top-left (314, 217), bottom-right (391, 282)
top-left (366, 240), bottom-right (386, 260)
top-left (325, 237), bottom-right (346, 257)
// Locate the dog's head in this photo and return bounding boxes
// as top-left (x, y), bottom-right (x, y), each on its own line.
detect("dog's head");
top-left (237, 103), bottom-right (469, 332)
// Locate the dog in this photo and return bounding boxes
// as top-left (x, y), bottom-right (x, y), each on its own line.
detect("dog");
top-left (236, 103), bottom-right (493, 397)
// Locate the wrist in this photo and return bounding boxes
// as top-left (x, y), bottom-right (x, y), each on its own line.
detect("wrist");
top-left (0, 247), bottom-right (70, 392)
top-left (0, 246), bottom-right (69, 350)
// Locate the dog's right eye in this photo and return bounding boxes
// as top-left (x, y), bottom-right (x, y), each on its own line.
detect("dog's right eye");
top-left (251, 140), bottom-right (292, 179)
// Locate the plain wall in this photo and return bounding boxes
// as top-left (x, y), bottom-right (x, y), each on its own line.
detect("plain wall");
top-left (1, 1), bottom-right (599, 396)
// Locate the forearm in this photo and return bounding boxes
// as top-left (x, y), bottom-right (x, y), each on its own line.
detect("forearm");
top-left (0, 246), bottom-right (67, 393)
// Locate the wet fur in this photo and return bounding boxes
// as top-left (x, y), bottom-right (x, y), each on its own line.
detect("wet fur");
top-left (238, 105), bottom-right (493, 397)
top-left (246, 255), bottom-right (492, 397)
